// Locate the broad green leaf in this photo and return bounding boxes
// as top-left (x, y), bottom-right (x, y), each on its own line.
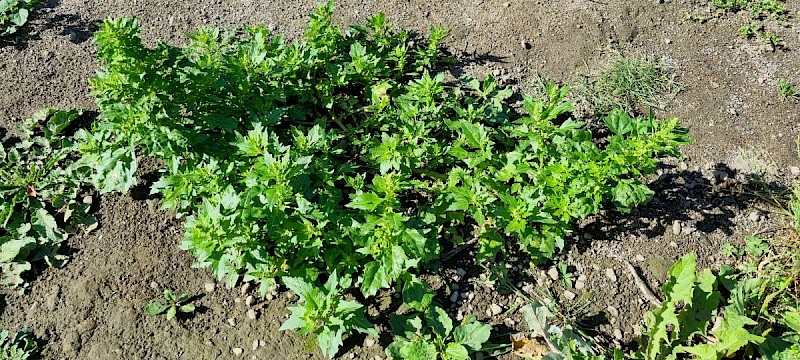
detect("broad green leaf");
top-left (143, 302), bottom-right (169, 316)
top-left (346, 192), bottom-right (384, 212)
top-left (444, 343), bottom-right (469, 360)
top-left (317, 327), bottom-right (344, 359)
top-left (453, 321), bottom-right (492, 351)
top-left (426, 306), bottom-right (453, 338)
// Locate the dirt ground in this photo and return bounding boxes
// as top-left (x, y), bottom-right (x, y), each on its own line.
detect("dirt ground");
top-left (1, 0), bottom-right (799, 359)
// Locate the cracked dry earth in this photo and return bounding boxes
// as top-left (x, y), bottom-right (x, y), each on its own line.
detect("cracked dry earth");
top-left (1, 0), bottom-right (799, 358)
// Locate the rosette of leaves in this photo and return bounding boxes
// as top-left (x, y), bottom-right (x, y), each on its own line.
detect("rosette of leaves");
top-left (0, 109), bottom-right (96, 291)
top-left (280, 272), bottom-right (376, 358)
top-left (144, 288), bottom-right (196, 321)
top-left (0, 0), bottom-right (37, 36)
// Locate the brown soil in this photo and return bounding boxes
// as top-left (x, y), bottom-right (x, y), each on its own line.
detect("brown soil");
top-left (1, 0), bottom-right (799, 359)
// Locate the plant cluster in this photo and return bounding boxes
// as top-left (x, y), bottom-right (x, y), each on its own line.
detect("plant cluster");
top-left (75, 2), bottom-right (688, 357)
top-left (0, 328), bottom-right (38, 360)
top-left (572, 57), bottom-right (683, 117)
top-left (0, 109), bottom-right (96, 292)
top-left (0, 0), bottom-right (37, 36)
top-left (712, 0), bottom-right (790, 49)
top-left (144, 288), bottom-right (197, 321)
top-left (779, 79), bottom-right (800, 100)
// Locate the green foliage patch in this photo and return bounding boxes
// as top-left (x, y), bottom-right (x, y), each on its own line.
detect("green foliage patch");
top-left (0, 0), bottom-right (37, 36)
top-left (76, 2), bottom-right (688, 356)
top-left (0, 109), bottom-right (96, 292)
top-left (0, 328), bottom-right (38, 360)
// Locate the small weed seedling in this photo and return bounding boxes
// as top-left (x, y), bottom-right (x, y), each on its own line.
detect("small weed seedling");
top-left (144, 288), bottom-right (196, 321)
top-left (0, 0), bottom-right (37, 36)
top-left (779, 79), bottom-right (800, 100)
top-left (0, 328), bottom-right (38, 360)
top-left (712, 0), bottom-right (791, 50)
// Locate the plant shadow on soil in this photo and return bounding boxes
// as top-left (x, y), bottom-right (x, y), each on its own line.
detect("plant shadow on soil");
top-left (0, 0), bottom-right (97, 49)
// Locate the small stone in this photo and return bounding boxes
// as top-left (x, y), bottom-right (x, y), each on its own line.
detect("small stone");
top-left (232, 348), bottom-right (244, 356)
top-left (671, 220), bottom-right (681, 235)
top-left (669, 241), bottom-right (678, 248)
top-left (607, 305), bottom-right (619, 318)
top-left (365, 338), bottom-right (376, 348)
top-left (521, 40), bottom-right (531, 50)
top-left (490, 304), bottom-right (503, 316)
top-left (149, 281), bottom-right (159, 289)
top-left (259, 340), bottom-right (266, 347)
top-left (749, 210), bottom-right (762, 222)
top-left (635, 254), bottom-right (645, 262)
top-left (204, 283), bottom-right (215, 292)
top-left (575, 280), bottom-right (585, 290)
top-left (503, 1), bottom-right (510, 6)
top-left (265, 293), bottom-right (274, 301)
top-left (451, 283), bottom-right (459, 291)
top-left (713, 170), bottom-right (729, 182)
top-left (246, 309), bottom-right (257, 320)
top-left (613, 328), bottom-right (623, 340)
top-left (235, 297), bottom-right (241, 304)
top-left (227, 318), bottom-right (236, 327)
top-left (547, 267), bottom-right (559, 281)
top-left (245, 296), bottom-right (254, 307)
top-left (241, 283), bottom-right (251, 295)
top-left (790, 166), bottom-right (800, 177)
top-left (456, 268), bottom-right (467, 277)
top-left (664, 38), bottom-right (671, 44)
top-left (563, 290), bottom-right (576, 301)
top-left (252, 340), bottom-right (259, 351)
top-left (605, 268), bottom-right (617, 283)
top-left (374, 356), bottom-right (383, 360)
top-left (450, 291), bottom-right (460, 303)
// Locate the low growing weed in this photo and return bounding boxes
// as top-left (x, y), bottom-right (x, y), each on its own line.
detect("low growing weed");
top-left (779, 79), bottom-right (800, 100)
top-left (0, 0), bottom-right (37, 37)
top-left (144, 288), bottom-right (197, 321)
top-left (573, 56), bottom-right (683, 117)
top-left (77, 2), bottom-right (690, 356)
top-left (712, 0), bottom-right (791, 49)
top-left (0, 109), bottom-right (96, 292)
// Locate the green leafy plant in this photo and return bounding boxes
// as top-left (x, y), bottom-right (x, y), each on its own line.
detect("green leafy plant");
top-left (280, 272), bottom-right (376, 358)
top-left (637, 252), bottom-right (799, 359)
top-left (144, 288), bottom-right (196, 320)
top-left (739, 23), bottom-right (762, 38)
top-left (77, 1), bottom-right (689, 353)
top-left (779, 79), bottom-right (800, 100)
top-left (387, 305), bottom-right (492, 360)
top-left (0, 328), bottom-right (38, 360)
top-left (0, 0), bottom-right (37, 36)
top-left (1, 109), bottom-right (96, 292)
top-left (573, 56), bottom-right (683, 116)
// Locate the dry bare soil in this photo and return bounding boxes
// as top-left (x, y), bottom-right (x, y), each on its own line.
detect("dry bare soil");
top-left (1, 0), bottom-right (799, 359)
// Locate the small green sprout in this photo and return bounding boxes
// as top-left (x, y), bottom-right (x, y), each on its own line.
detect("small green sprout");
top-left (779, 79), bottom-right (800, 100)
top-left (0, 328), bottom-right (38, 360)
top-left (144, 288), bottom-right (196, 320)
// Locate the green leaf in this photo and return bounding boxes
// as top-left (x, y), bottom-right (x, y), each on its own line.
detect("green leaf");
top-left (347, 192), bottom-right (384, 211)
top-left (179, 304), bottom-right (195, 313)
top-left (453, 320), bottom-right (492, 351)
top-left (317, 327), bottom-right (344, 359)
top-left (166, 306), bottom-right (177, 320)
top-left (444, 343), bottom-right (469, 360)
top-left (282, 277), bottom-right (313, 300)
top-left (144, 302), bottom-right (169, 316)
top-left (426, 306), bottom-right (453, 338)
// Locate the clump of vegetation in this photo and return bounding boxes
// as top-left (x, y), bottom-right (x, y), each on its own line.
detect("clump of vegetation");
top-left (712, 0), bottom-right (790, 49)
top-left (76, 2), bottom-right (688, 357)
top-left (0, 109), bottom-right (97, 292)
top-left (144, 288), bottom-right (197, 321)
top-left (0, 328), bottom-right (38, 360)
top-left (779, 79), bottom-right (800, 100)
top-left (0, 0), bottom-right (37, 36)
top-left (572, 56), bottom-right (683, 117)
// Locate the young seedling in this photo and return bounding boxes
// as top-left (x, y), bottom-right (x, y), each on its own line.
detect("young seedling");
top-left (0, 0), bottom-right (38, 36)
top-left (779, 79), bottom-right (800, 100)
top-left (144, 288), bottom-right (196, 320)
